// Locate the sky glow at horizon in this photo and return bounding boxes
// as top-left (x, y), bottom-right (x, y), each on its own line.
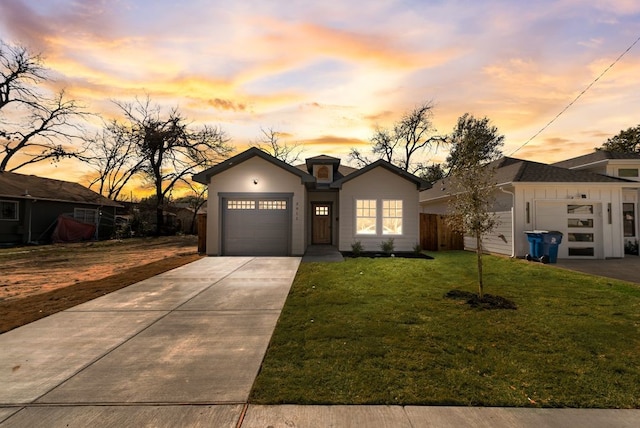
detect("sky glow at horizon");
top-left (1, 0), bottom-right (639, 193)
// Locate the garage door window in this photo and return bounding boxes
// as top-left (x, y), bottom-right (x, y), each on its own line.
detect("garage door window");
top-left (569, 247), bottom-right (595, 256)
top-left (568, 204), bottom-right (593, 214)
top-left (259, 200), bottom-right (287, 210)
top-left (568, 233), bottom-right (593, 242)
top-left (568, 218), bottom-right (593, 228)
top-left (228, 200), bottom-right (255, 210)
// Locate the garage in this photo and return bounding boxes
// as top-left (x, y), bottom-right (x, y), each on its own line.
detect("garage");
top-left (221, 195), bottom-right (291, 256)
top-left (535, 201), bottom-right (602, 259)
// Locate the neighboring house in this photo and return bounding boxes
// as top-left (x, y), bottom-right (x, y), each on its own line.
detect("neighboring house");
top-left (0, 171), bottom-right (122, 245)
top-left (420, 153), bottom-right (640, 260)
top-left (192, 147), bottom-right (429, 256)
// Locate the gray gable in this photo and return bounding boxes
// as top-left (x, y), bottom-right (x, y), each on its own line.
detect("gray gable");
top-left (330, 159), bottom-right (430, 190)
top-left (552, 150), bottom-right (640, 169)
top-left (192, 147), bottom-right (315, 184)
top-left (421, 157), bottom-right (631, 201)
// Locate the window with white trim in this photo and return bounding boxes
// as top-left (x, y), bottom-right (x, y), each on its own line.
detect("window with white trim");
top-left (0, 200), bottom-right (18, 220)
top-left (382, 200), bottom-right (402, 235)
top-left (356, 199), bottom-right (376, 234)
top-left (227, 200), bottom-right (255, 210)
top-left (74, 208), bottom-right (98, 225)
top-left (259, 200), bottom-right (287, 210)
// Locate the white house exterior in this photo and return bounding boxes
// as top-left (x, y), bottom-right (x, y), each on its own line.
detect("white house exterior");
top-left (420, 154), bottom-right (640, 260)
top-left (193, 148), bottom-right (428, 256)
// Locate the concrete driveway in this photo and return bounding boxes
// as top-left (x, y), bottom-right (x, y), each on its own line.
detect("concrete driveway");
top-left (553, 256), bottom-right (639, 284)
top-left (0, 257), bottom-right (300, 426)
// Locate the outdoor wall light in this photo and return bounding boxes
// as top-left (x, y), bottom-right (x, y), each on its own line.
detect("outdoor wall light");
top-left (253, 178), bottom-right (258, 185)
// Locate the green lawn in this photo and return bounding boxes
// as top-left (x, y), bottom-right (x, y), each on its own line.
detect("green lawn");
top-left (250, 251), bottom-right (640, 408)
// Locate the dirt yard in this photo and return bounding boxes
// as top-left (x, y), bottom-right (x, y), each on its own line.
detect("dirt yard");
top-left (0, 236), bottom-right (203, 333)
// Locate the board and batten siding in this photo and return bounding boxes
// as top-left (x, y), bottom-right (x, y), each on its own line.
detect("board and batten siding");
top-left (463, 211), bottom-right (513, 256)
top-left (513, 183), bottom-right (625, 259)
top-left (338, 166), bottom-right (420, 252)
top-left (205, 156), bottom-right (306, 256)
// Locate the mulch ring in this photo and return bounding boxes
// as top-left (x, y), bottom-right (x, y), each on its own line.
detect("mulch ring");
top-left (444, 289), bottom-right (517, 310)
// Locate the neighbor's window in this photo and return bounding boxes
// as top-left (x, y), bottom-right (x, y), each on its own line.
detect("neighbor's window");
top-left (0, 200), bottom-right (18, 220)
top-left (74, 208), bottom-right (98, 224)
top-left (623, 203), bottom-right (636, 237)
top-left (618, 168), bottom-right (639, 178)
top-left (382, 200), bottom-right (403, 235)
top-left (356, 199), bottom-right (376, 234)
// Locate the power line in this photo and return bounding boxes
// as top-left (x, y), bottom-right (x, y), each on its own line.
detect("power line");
top-left (509, 34), bottom-right (640, 156)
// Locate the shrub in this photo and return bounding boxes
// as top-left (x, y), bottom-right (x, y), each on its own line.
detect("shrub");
top-left (351, 241), bottom-right (363, 256)
top-left (625, 239), bottom-right (639, 255)
top-left (380, 238), bottom-right (395, 255)
top-left (413, 242), bottom-right (422, 254)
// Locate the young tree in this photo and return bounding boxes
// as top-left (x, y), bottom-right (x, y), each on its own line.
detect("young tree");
top-left (597, 124), bottom-right (640, 153)
top-left (348, 101), bottom-right (445, 172)
top-left (0, 40), bottom-right (86, 171)
top-left (252, 127), bottom-right (303, 164)
top-left (445, 113), bottom-right (504, 298)
top-left (110, 97), bottom-right (232, 235)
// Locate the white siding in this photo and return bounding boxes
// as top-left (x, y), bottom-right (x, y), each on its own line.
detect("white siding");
top-left (463, 211), bottom-right (513, 256)
top-left (206, 156), bottom-right (306, 256)
top-left (339, 167), bottom-right (420, 252)
top-left (513, 183), bottom-right (625, 259)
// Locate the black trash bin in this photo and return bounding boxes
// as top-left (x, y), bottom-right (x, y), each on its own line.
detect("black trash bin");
top-left (541, 231), bottom-right (563, 263)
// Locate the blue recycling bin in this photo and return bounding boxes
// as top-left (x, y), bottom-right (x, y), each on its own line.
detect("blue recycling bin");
top-left (525, 231), bottom-right (544, 259)
top-left (525, 231), bottom-right (563, 263)
top-left (542, 231), bottom-right (563, 263)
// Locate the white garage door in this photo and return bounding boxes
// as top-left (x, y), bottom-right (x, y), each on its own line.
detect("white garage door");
top-left (535, 201), bottom-right (602, 259)
top-left (222, 196), bottom-right (291, 256)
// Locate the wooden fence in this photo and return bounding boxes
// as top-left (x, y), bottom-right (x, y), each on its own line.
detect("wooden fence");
top-left (197, 213), bottom-right (207, 254)
top-left (420, 213), bottom-right (464, 251)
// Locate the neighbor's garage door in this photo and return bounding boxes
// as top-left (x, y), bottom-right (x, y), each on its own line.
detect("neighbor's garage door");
top-left (222, 196), bottom-right (291, 256)
top-left (536, 201), bottom-right (602, 259)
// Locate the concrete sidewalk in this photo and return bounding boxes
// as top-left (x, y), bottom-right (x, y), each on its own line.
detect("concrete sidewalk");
top-left (1, 257), bottom-right (638, 427)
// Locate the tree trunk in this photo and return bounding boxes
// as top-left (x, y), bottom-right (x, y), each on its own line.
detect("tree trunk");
top-left (476, 235), bottom-right (484, 298)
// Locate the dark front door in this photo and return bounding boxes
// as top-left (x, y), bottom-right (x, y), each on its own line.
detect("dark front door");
top-left (312, 203), bottom-right (331, 244)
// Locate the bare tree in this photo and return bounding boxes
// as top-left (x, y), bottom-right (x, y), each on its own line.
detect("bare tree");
top-left (348, 102), bottom-right (445, 172)
top-left (82, 121), bottom-right (145, 200)
top-left (252, 127), bottom-right (303, 164)
top-left (0, 40), bottom-right (86, 171)
top-left (175, 181), bottom-right (208, 234)
top-left (445, 113), bottom-right (504, 298)
top-left (108, 97), bottom-right (232, 234)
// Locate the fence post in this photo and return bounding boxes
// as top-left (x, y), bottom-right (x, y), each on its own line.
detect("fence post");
top-left (197, 213), bottom-right (207, 254)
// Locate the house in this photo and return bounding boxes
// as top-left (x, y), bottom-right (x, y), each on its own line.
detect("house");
top-left (192, 147), bottom-right (429, 256)
top-left (420, 152), bottom-right (640, 260)
top-left (0, 171), bottom-right (122, 245)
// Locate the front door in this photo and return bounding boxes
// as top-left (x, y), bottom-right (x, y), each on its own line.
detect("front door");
top-left (312, 203), bottom-right (332, 244)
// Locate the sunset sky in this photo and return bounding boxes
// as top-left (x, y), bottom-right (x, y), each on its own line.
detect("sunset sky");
top-left (1, 0), bottom-right (639, 192)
